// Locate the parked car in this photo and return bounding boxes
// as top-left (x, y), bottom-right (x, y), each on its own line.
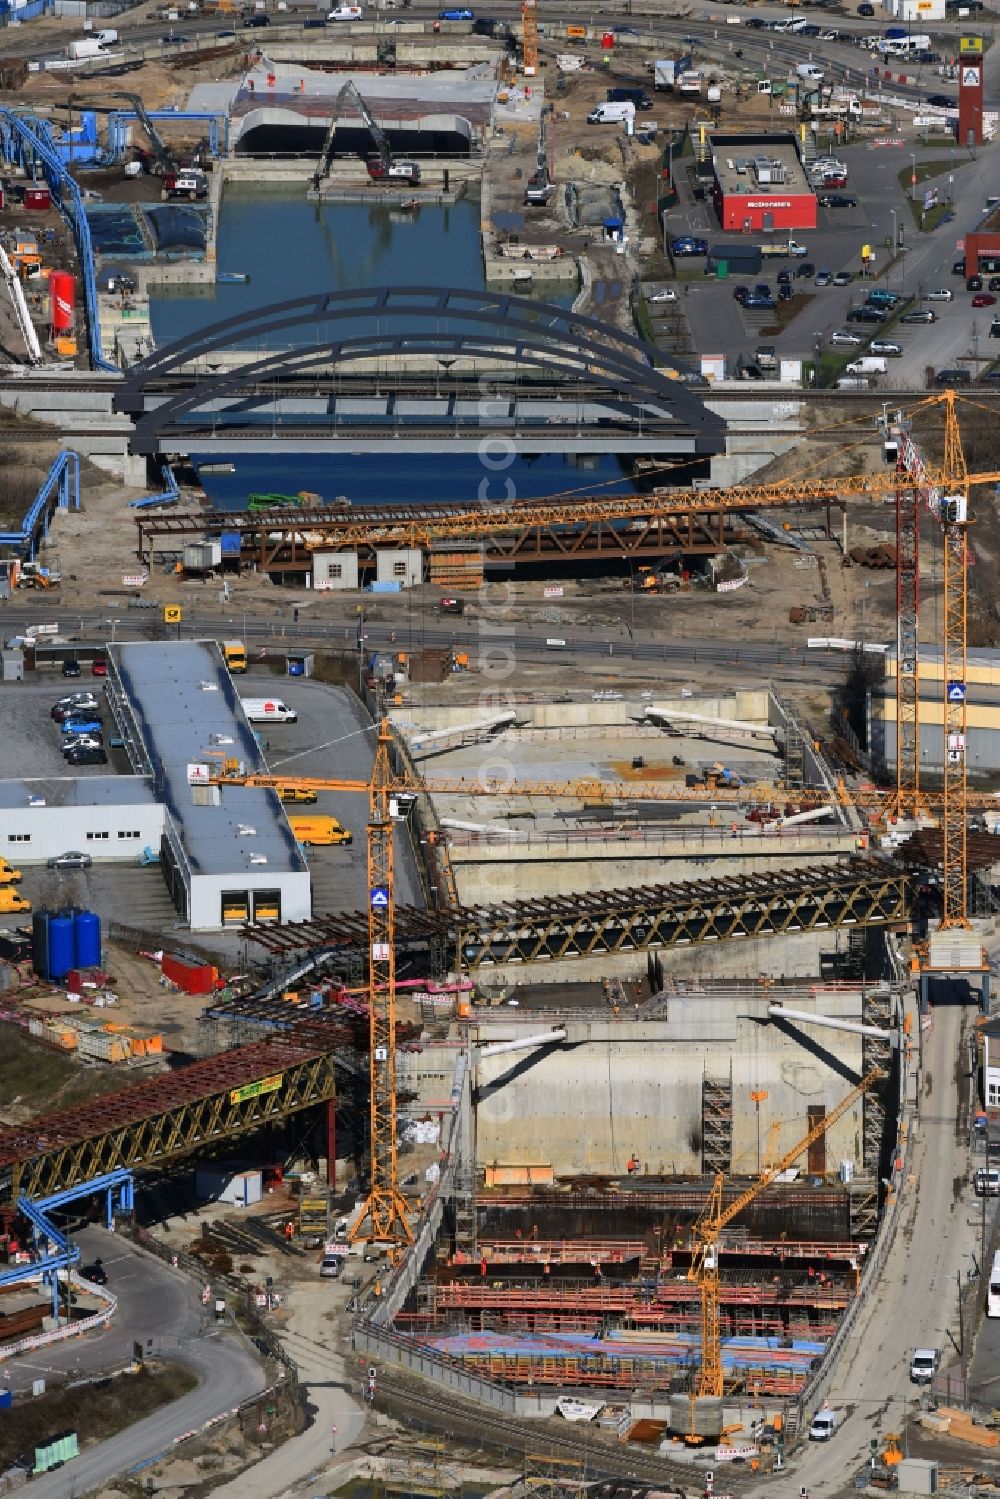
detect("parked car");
top-left (647, 287), bottom-right (678, 302)
top-left (744, 294), bottom-right (775, 309)
top-left (61, 657), bottom-right (81, 677)
top-left (820, 194), bottom-right (858, 209)
top-left (776, 269), bottom-right (792, 284)
top-left (733, 285), bottom-right (751, 304)
top-left (795, 262), bottom-right (816, 279)
top-left (62, 735), bottom-right (103, 755)
top-left (900, 308), bottom-right (937, 323)
top-left (858, 2), bottom-right (875, 13)
top-left (65, 745), bottom-right (108, 766)
top-left (672, 236), bottom-right (708, 256)
top-left (779, 284), bottom-right (793, 301)
top-left (968, 275), bottom-right (984, 292)
top-left (832, 271), bottom-right (855, 286)
top-left (814, 270), bottom-right (833, 286)
top-left (926, 288), bottom-right (953, 301)
top-left (953, 260), bottom-right (968, 276)
top-left (240, 13), bottom-right (269, 24)
top-left (870, 340), bottom-right (902, 356)
top-left (831, 329), bottom-right (864, 345)
top-left (60, 717), bottom-right (103, 736)
top-left (46, 850), bottom-right (92, 870)
top-left (927, 93), bottom-right (957, 109)
top-left (847, 307), bottom-right (888, 323)
top-left (990, 318), bottom-right (1000, 338)
top-left (91, 655), bottom-right (107, 677)
top-left (989, 277), bottom-right (1000, 292)
top-left (973, 292), bottom-right (997, 307)
top-left (52, 694), bottom-right (99, 718)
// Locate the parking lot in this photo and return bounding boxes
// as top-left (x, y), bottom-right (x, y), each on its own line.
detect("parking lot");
top-left (0, 678), bottom-right (121, 781)
top-left (657, 133), bottom-right (1000, 387)
top-left (0, 672), bottom-right (422, 943)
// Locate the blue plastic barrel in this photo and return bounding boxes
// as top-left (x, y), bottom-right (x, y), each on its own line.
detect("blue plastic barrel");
top-left (32, 911), bottom-right (50, 981)
top-left (74, 910), bottom-right (101, 970)
top-left (47, 914), bottom-right (75, 981)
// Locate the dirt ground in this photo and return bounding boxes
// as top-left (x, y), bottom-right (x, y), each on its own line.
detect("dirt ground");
top-left (0, 1360), bottom-right (196, 1470)
top-left (0, 1022), bottom-right (155, 1125)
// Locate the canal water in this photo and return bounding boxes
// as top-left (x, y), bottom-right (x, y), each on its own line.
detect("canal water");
top-left (148, 184), bottom-right (632, 507)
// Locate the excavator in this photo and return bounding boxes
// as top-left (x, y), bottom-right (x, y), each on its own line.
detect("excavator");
top-left (61, 93), bottom-right (208, 200)
top-left (312, 78), bottom-right (420, 192)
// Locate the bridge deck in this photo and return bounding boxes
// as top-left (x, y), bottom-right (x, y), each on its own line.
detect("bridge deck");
top-left (0, 1039), bottom-right (335, 1202)
top-left (239, 862), bottom-right (913, 968)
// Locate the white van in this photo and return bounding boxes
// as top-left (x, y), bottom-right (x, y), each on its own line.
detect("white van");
top-left (545, 638), bottom-right (567, 649)
top-left (240, 697), bottom-right (298, 724)
top-left (809, 1409), bottom-right (838, 1441)
top-left (797, 62), bottom-right (825, 81)
top-left (587, 100), bottom-right (635, 124)
top-left (775, 14), bottom-right (807, 30)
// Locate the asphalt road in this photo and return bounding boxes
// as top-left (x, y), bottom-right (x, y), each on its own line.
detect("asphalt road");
top-left (7, 1227), bottom-right (267, 1499)
top-left (0, 603), bottom-right (861, 682)
top-left (795, 1000), bottom-right (979, 1492)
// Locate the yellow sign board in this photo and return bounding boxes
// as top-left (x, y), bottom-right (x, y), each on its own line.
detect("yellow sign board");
top-left (163, 605), bottom-right (182, 623)
top-left (960, 34), bottom-right (983, 52)
top-left (230, 1073), bottom-right (283, 1106)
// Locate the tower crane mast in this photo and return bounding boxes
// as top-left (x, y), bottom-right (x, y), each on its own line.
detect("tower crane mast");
top-left (687, 1066), bottom-right (885, 1403)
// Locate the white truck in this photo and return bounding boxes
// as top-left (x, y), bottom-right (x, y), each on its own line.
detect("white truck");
top-left (846, 356), bottom-right (888, 376)
top-left (92, 27), bottom-right (118, 44)
top-left (910, 1347), bottom-right (940, 1384)
top-left (654, 57), bottom-right (693, 90)
top-left (67, 37), bottom-right (109, 58)
top-left (677, 71), bottom-right (702, 95)
top-left (240, 697), bottom-right (298, 724)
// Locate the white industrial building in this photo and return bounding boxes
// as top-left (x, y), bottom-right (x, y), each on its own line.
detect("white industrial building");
top-left (883, 0), bottom-right (946, 19)
top-left (0, 778), bottom-right (163, 863)
top-left (106, 640), bottom-right (312, 932)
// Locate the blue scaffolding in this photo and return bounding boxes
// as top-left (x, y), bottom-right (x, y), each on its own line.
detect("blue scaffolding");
top-left (0, 108), bottom-right (118, 372)
top-left (4, 1170), bottom-right (134, 1318)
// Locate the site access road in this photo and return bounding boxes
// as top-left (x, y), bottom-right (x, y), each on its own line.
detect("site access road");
top-left (7, 1227), bottom-right (267, 1499)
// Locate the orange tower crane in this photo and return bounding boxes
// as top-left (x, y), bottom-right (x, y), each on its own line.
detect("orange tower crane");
top-left (686, 1066), bottom-right (885, 1407)
top-left (521, 0), bottom-right (538, 74)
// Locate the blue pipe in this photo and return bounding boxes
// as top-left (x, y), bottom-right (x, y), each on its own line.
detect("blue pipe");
top-left (0, 108), bottom-right (118, 372)
top-left (129, 459), bottom-right (180, 509)
top-left (0, 450), bottom-right (79, 555)
top-left (106, 110), bottom-right (228, 162)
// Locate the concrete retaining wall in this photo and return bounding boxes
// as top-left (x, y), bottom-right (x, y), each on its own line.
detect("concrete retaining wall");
top-left (473, 1000), bottom-right (867, 1176)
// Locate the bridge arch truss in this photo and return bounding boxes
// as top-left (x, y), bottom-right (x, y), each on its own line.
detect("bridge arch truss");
top-left (114, 286), bottom-right (726, 456)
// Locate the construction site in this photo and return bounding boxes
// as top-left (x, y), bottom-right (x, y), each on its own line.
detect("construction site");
top-left (0, 386), bottom-right (997, 1483)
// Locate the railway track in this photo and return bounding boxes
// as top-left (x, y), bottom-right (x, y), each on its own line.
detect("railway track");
top-left (371, 1363), bottom-right (755, 1489)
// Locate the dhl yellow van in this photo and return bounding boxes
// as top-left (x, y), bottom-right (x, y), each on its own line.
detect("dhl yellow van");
top-left (0, 888), bottom-right (31, 914)
top-left (288, 815), bottom-right (352, 848)
top-left (278, 785), bottom-right (318, 805)
top-left (223, 639), bottom-right (247, 672)
top-left (0, 861), bottom-right (22, 885)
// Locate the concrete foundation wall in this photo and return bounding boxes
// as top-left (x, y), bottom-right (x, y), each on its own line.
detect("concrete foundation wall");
top-left (450, 834), bottom-right (858, 903)
top-left (473, 1000), bottom-right (868, 1176)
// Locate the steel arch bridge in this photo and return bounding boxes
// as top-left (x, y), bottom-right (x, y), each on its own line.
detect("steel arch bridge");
top-left (114, 286), bottom-right (726, 457)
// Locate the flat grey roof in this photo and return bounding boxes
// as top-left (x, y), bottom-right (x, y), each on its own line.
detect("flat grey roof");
top-left (110, 641), bottom-right (306, 879)
top-left (0, 777), bottom-right (157, 810)
top-left (712, 140), bottom-right (812, 200)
